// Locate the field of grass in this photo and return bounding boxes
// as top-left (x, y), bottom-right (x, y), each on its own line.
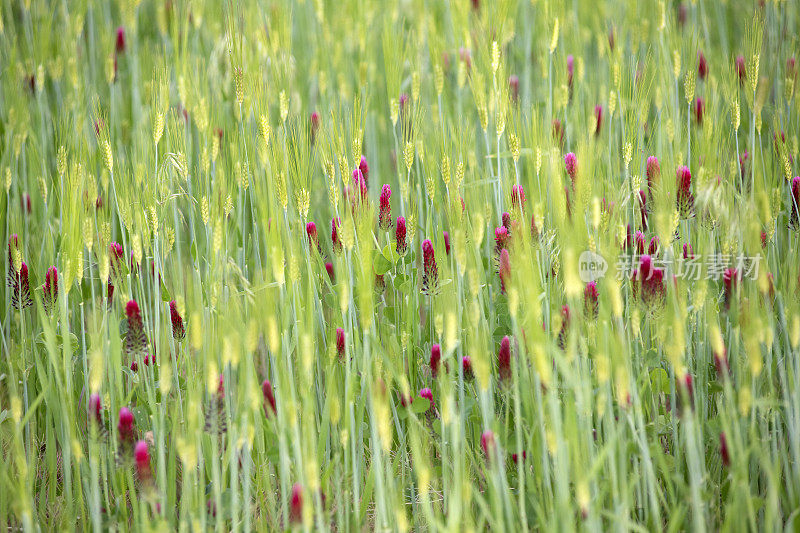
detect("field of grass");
top-left (1, 0), bottom-right (800, 530)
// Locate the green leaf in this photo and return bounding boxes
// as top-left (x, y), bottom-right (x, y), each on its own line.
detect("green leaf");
top-left (35, 333), bottom-right (80, 354)
top-left (374, 253), bottom-right (392, 275)
top-left (381, 243), bottom-right (400, 265)
top-left (650, 368), bottom-right (670, 395)
top-left (411, 396), bottom-right (431, 414)
top-left (160, 277), bottom-right (172, 302)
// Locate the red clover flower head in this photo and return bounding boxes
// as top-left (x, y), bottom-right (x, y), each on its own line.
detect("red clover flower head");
top-left (462, 356), bottom-right (474, 380)
top-left (118, 407), bottom-right (135, 442)
top-left (501, 212), bottom-right (512, 232)
top-left (399, 93), bottom-right (410, 117)
top-left (676, 166), bottom-right (694, 218)
top-left (481, 430), bottom-right (496, 460)
top-left (89, 393), bottom-right (103, 426)
top-left (43, 266), bottom-right (58, 315)
top-left (125, 300), bottom-right (148, 357)
top-left (169, 300), bottom-right (185, 341)
top-left (511, 184), bottom-right (525, 211)
top-left (639, 190), bottom-right (649, 230)
top-left (693, 97), bottom-right (704, 125)
top-left (564, 152), bottom-right (577, 184)
top-left (262, 379), bottom-right (277, 417)
top-left (290, 483), bottom-right (303, 524)
top-left (310, 111), bottom-right (320, 143)
top-left (723, 268), bottom-right (739, 311)
top-left (110, 242), bottom-right (124, 278)
top-left (395, 217), bottom-right (407, 255)
top-left (499, 248), bottom-right (511, 293)
top-left (584, 281), bottom-right (599, 318)
top-left (735, 55), bottom-right (746, 84)
top-left (594, 105), bottom-right (603, 136)
top-left (422, 239), bottom-right (438, 294)
top-left (697, 50), bottom-right (708, 80)
top-left (134, 440), bottom-right (152, 482)
top-left (633, 255), bottom-right (666, 311)
top-left (646, 156), bottom-right (660, 191)
top-left (359, 155), bottom-right (369, 187)
top-left (508, 75), bottom-right (519, 104)
top-left (336, 328), bottom-right (346, 358)
top-left (430, 344), bottom-right (442, 378)
top-left (495, 225), bottom-right (509, 254)
top-left (331, 217), bottom-right (342, 254)
top-left (552, 119), bottom-right (564, 148)
top-left (567, 55), bottom-right (574, 87)
top-left (379, 184), bottom-right (392, 230)
top-left (115, 26), bottom-right (126, 54)
top-left (11, 262), bottom-right (32, 310)
top-left (419, 387), bottom-right (434, 410)
top-left (720, 432), bottom-right (730, 467)
top-left (498, 335), bottom-right (511, 383)
top-left (306, 222), bottom-right (321, 254)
